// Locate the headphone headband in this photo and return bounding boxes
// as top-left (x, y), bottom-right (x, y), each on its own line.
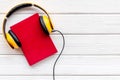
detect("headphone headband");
top-left (6, 3), bottom-right (32, 17)
top-left (2, 3), bottom-right (54, 48)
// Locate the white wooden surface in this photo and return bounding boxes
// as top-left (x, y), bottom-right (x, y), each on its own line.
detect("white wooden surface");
top-left (1, 0), bottom-right (120, 80)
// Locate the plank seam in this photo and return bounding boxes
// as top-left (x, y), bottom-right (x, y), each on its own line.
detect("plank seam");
top-left (2, 13), bottom-right (120, 15)
top-left (1, 75), bottom-right (120, 76)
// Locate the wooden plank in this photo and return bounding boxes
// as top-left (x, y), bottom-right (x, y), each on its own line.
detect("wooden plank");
top-left (1, 14), bottom-right (120, 34)
top-left (1, 0), bottom-right (120, 13)
top-left (1, 76), bottom-right (120, 80)
top-left (0, 55), bottom-right (120, 75)
top-left (1, 35), bottom-right (120, 55)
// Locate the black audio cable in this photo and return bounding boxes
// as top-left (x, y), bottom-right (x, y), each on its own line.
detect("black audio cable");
top-left (52, 30), bottom-right (65, 80)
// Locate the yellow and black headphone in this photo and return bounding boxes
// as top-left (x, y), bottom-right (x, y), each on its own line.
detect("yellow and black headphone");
top-left (2, 3), bottom-right (65, 80)
top-left (2, 3), bottom-right (54, 49)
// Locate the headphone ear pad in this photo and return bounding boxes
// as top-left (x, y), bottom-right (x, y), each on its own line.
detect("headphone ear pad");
top-left (6, 32), bottom-right (19, 49)
top-left (40, 16), bottom-right (49, 34)
top-left (7, 30), bottom-right (21, 49)
top-left (40, 16), bottom-right (53, 34)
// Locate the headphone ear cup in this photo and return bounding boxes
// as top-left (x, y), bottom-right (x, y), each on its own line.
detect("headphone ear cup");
top-left (40, 15), bottom-right (53, 34)
top-left (7, 30), bottom-right (21, 49)
top-left (6, 32), bottom-right (19, 49)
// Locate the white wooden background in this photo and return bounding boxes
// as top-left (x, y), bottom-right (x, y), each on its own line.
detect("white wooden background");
top-left (1, 0), bottom-right (120, 80)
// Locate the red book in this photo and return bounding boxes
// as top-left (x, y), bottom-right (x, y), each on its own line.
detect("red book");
top-left (10, 13), bottom-right (57, 65)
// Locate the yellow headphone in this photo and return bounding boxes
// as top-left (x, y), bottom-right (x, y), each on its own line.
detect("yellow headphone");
top-left (2, 3), bottom-right (54, 49)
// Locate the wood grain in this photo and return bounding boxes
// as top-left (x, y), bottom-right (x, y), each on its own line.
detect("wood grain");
top-left (1, 0), bottom-right (120, 13)
top-left (2, 35), bottom-right (120, 55)
top-left (0, 55), bottom-right (120, 75)
top-left (1, 14), bottom-right (120, 34)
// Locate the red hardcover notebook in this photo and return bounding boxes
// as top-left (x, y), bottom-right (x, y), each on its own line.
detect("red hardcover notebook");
top-left (10, 13), bottom-right (57, 65)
